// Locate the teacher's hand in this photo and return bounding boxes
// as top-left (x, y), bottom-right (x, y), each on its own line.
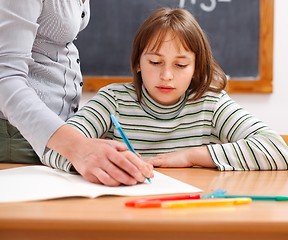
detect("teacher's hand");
top-left (47, 125), bottom-right (153, 186)
top-left (71, 138), bottom-right (154, 186)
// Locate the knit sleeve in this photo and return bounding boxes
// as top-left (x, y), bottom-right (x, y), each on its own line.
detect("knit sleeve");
top-left (41, 86), bottom-right (118, 172)
top-left (207, 93), bottom-right (288, 170)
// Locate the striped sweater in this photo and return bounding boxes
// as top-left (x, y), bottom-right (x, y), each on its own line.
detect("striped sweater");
top-left (42, 83), bottom-right (288, 171)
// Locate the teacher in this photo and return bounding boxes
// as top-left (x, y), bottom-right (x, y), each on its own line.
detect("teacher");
top-left (0, 0), bottom-right (153, 186)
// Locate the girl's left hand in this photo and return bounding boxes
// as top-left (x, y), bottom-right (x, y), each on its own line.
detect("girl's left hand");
top-left (144, 149), bottom-right (193, 168)
top-left (144, 146), bottom-right (216, 168)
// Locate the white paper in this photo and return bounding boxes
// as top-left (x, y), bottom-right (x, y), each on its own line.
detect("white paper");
top-left (0, 165), bottom-right (202, 203)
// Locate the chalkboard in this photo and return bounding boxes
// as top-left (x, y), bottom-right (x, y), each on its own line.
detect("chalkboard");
top-left (76, 0), bottom-right (273, 93)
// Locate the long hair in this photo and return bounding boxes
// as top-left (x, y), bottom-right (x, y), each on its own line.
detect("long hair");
top-left (131, 7), bottom-right (227, 102)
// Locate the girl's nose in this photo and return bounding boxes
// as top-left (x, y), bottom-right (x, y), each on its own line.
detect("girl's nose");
top-left (160, 66), bottom-right (173, 81)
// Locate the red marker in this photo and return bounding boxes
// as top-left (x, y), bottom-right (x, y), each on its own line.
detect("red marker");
top-left (125, 194), bottom-right (201, 208)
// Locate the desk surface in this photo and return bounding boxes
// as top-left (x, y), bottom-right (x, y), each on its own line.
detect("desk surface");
top-left (1, 164), bottom-right (288, 240)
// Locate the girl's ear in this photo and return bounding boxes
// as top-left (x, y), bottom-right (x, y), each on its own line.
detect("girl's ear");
top-left (137, 64), bottom-right (141, 73)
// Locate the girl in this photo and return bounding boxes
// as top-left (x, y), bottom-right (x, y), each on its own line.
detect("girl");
top-left (43, 7), bottom-right (288, 182)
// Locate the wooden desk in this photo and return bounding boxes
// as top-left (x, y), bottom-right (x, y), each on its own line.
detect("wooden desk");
top-left (0, 164), bottom-right (288, 240)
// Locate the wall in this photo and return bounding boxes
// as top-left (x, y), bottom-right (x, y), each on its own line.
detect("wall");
top-left (231, 0), bottom-right (287, 134)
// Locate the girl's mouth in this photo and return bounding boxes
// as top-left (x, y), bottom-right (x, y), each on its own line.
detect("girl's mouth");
top-left (156, 86), bottom-right (175, 93)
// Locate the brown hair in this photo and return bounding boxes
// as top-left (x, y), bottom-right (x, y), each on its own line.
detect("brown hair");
top-left (131, 7), bottom-right (227, 101)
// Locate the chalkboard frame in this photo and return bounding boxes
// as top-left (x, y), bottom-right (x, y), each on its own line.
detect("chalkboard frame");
top-left (82, 0), bottom-right (273, 94)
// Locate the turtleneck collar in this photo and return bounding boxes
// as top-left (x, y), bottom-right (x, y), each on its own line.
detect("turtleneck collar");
top-left (140, 85), bottom-right (188, 120)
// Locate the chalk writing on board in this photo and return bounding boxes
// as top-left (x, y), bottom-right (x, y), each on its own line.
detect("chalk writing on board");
top-left (179, 0), bottom-right (232, 12)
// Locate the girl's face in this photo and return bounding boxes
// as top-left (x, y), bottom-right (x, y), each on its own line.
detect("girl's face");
top-left (139, 32), bottom-right (195, 105)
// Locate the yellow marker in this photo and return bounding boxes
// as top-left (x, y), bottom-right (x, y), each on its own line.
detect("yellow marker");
top-left (161, 198), bottom-right (252, 209)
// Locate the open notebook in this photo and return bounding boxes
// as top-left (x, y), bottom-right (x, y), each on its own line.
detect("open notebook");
top-left (0, 165), bottom-right (202, 203)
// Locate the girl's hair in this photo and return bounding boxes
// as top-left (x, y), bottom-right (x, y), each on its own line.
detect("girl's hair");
top-left (131, 7), bottom-right (227, 101)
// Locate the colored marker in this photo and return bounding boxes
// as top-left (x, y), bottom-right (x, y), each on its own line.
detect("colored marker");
top-left (161, 198), bottom-right (252, 209)
top-left (223, 195), bottom-right (288, 201)
top-left (110, 114), bottom-right (151, 183)
top-left (209, 194), bottom-right (288, 201)
top-left (207, 189), bottom-right (288, 201)
top-left (125, 194), bottom-right (201, 207)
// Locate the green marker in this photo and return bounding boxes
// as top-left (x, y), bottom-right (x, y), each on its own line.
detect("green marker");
top-left (220, 195), bottom-right (288, 201)
top-left (205, 189), bottom-right (288, 201)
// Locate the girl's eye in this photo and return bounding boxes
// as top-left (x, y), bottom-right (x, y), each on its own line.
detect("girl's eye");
top-left (149, 60), bottom-right (160, 65)
top-left (176, 64), bottom-right (188, 68)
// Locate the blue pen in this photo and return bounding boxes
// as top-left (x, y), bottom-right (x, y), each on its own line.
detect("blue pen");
top-left (110, 114), bottom-right (151, 183)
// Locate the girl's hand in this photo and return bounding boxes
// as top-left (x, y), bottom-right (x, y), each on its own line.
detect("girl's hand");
top-left (144, 149), bottom-right (194, 168)
top-left (144, 147), bottom-right (216, 168)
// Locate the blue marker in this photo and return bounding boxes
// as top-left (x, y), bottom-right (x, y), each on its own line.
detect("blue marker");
top-left (110, 114), bottom-right (151, 183)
